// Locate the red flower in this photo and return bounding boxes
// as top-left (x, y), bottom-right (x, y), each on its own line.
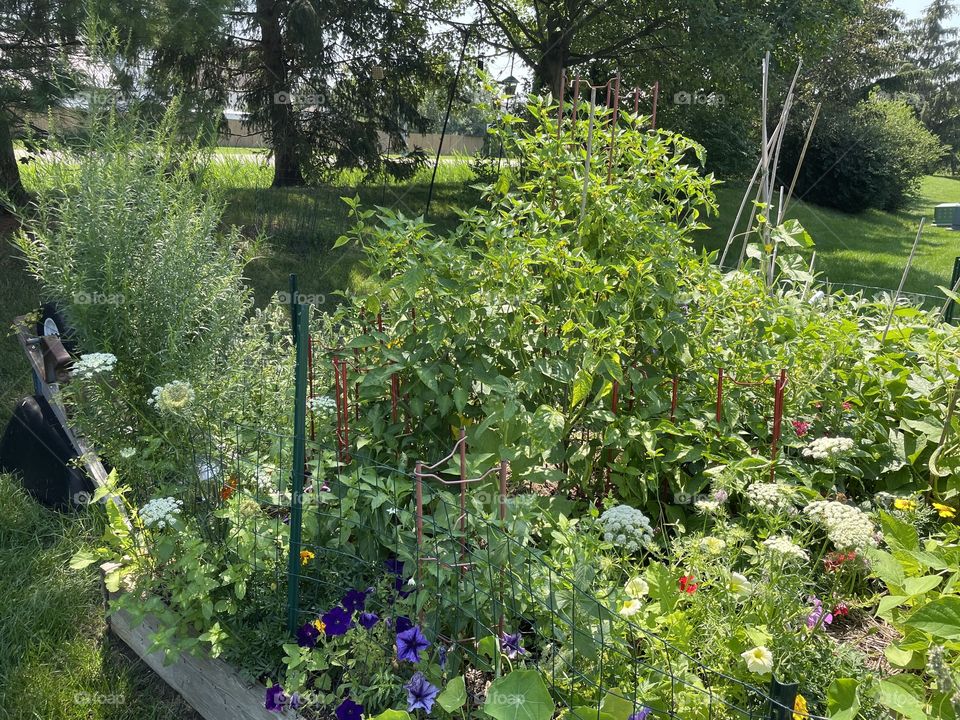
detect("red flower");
top-left (823, 551), bottom-right (857, 573)
top-left (792, 420), bottom-right (810, 437)
top-left (679, 575), bottom-right (698, 594)
top-left (842, 402), bottom-right (853, 411)
top-left (832, 602), bottom-right (849, 617)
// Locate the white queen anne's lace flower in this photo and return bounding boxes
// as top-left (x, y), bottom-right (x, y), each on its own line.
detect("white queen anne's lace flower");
top-left (746, 482), bottom-right (795, 515)
top-left (803, 436), bottom-right (855, 461)
top-left (139, 497), bottom-right (183, 529)
top-left (149, 381), bottom-right (196, 416)
top-left (804, 500), bottom-right (877, 552)
top-left (600, 505), bottom-right (654, 552)
top-left (309, 395), bottom-right (337, 414)
top-left (72, 352), bottom-right (117, 378)
top-left (762, 535), bottom-right (808, 561)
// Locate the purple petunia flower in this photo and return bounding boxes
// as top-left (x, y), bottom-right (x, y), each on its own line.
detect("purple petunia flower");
top-left (405, 671), bottom-right (440, 713)
top-left (386, 557), bottom-right (413, 598)
top-left (628, 708), bottom-right (653, 720)
top-left (396, 625), bottom-right (430, 663)
top-left (296, 621), bottom-right (320, 648)
top-left (501, 632), bottom-right (525, 659)
top-left (393, 615), bottom-right (413, 634)
top-left (289, 693), bottom-right (302, 710)
top-left (336, 698), bottom-right (364, 720)
top-left (359, 612), bottom-right (379, 629)
top-left (806, 596), bottom-right (833, 630)
top-left (342, 588), bottom-right (370, 615)
top-left (265, 684), bottom-right (286, 712)
top-left (323, 606), bottom-right (354, 636)
top-left (438, 644), bottom-right (448, 670)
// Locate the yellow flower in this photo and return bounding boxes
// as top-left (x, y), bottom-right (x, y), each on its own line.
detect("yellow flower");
top-left (933, 502), bottom-right (956, 519)
top-left (894, 498), bottom-right (917, 511)
top-left (701, 536), bottom-right (727, 554)
top-left (311, 619), bottom-right (326, 633)
top-left (619, 599), bottom-right (643, 617)
top-left (793, 693), bottom-right (808, 720)
top-left (300, 550), bottom-right (316, 565)
top-left (741, 646), bottom-right (774, 674)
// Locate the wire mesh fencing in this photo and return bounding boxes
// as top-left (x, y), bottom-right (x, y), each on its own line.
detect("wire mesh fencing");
top-left (177, 296), bottom-right (829, 720)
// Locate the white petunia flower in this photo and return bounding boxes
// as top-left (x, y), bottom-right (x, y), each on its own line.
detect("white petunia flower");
top-left (119, 447), bottom-right (136, 459)
top-left (619, 599), bottom-right (643, 617)
top-left (624, 577), bottom-right (649, 599)
top-left (727, 572), bottom-right (753, 598)
top-left (741, 646), bottom-right (774, 674)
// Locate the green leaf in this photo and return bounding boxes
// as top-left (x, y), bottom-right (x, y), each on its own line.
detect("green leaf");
top-left (371, 711), bottom-right (411, 720)
top-left (904, 575), bottom-right (943, 597)
top-left (437, 676), bottom-right (467, 713)
top-left (571, 368), bottom-right (593, 409)
top-left (104, 569), bottom-right (121, 593)
top-left (569, 708), bottom-right (615, 720)
top-left (905, 596), bottom-right (960, 639)
top-left (826, 678), bottom-right (860, 720)
top-left (599, 690), bottom-right (634, 720)
top-left (880, 511), bottom-right (919, 551)
top-left (483, 670), bottom-right (554, 720)
top-left (878, 676), bottom-right (927, 720)
top-left (69, 549), bottom-right (100, 570)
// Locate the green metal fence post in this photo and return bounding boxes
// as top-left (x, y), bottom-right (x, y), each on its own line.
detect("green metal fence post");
top-left (946, 257), bottom-right (960, 324)
top-left (768, 677), bottom-right (798, 720)
top-left (285, 296), bottom-right (309, 636)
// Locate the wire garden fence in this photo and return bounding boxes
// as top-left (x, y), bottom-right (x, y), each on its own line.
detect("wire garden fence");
top-left (180, 289), bottom-right (827, 720)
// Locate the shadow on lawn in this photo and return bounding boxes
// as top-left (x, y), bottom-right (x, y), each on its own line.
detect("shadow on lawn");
top-left (225, 181), bottom-right (482, 308)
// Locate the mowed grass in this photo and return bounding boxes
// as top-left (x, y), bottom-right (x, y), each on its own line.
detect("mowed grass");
top-left (697, 176), bottom-right (960, 301)
top-left (0, 474), bottom-right (199, 720)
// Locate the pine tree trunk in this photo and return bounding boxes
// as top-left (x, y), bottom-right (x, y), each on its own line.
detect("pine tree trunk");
top-left (0, 113), bottom-right (28, 213)
top-left (256, 0), bottom-right (305, 187)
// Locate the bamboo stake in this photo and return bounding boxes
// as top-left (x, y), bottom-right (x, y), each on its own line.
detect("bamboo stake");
top-left (882, 218), bottom-right (926, 343)
top-left (784, 102), bottom-right (821, 214)
top-left (579, 85), bottom-right (598, 221)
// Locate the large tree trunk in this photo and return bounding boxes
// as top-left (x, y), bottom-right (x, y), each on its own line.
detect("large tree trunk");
top-left (533, 32), bottom-right (569, 100)
top-left (0, 113), bottom-right (28, 213)
top-left (256, 0), bottom-right (305, 187)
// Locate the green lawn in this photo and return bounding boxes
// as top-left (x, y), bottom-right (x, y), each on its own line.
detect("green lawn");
top-left (697, 176), bottom-right (960, 302)
top-left (0, 474), bottom-right (198, 720)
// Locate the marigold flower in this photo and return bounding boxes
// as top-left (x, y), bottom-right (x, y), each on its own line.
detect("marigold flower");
top-left (893, 498), bottom-right (917, 511)
top-left (793, 693), bottom-right (809, 720)
top-left (311, 619), bottom-right (326, 633)
top-left (933, 502), bottom-right (956, 519)
top-left (300, 550), bottom-right (316, 565)
top-left (220, 475), bottom-right (238, 501)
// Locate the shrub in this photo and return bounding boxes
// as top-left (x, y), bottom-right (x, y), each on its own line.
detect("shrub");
top-left (15, 105), bottom-right (258, 409)
top-left (781, 95), bottom-right (944, 212)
